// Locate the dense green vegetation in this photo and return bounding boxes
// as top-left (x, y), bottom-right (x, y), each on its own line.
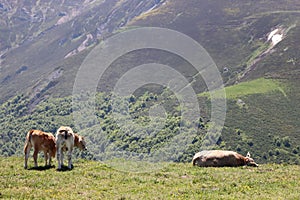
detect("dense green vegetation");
top-left (1, 77), bottom-right (299, 164)
top-left (0, 90), bottom-right (206, 163)
top-left (1, 157), bottom-right (300, 199)
top-left (223, 78), bottom-right (300, 164)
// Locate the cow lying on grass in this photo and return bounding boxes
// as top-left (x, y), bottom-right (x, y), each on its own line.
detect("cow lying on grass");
top-left (192, 150), bottom-right (258, 167)
top-left (24, 130), bottom-right (56, 169)
top-left (56, 126), bottom-right (87, 170)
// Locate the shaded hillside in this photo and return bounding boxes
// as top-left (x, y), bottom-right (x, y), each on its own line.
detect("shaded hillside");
top-left (131, 0), bottom-right (300, 84)
top-left (0, 0), bottom-right (299, 103)
top-left (0, 0), bottom-right (165, 102)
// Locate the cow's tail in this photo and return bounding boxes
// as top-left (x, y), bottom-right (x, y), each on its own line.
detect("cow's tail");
top-left (59, 129), bottom-right (69, 139)
top-left (26, 130), bottom-right (34, 144)
top-left (24, 130), bottom-right (34, 153)
top-left (192, 158), bottom-right (197, 166)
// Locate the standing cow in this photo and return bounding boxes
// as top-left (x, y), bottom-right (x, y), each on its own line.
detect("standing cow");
top-left (56, 126), bottom-right (87, 170)
top-left (24, 130), bottom-right (56, 169)
top-left (192, 150), bottom-right (258, 167)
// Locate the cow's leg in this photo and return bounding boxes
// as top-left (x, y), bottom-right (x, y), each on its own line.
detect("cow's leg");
top-left (33, 149), bottom-right (38, 168)
top-left (24, 143), bottom-right (31, 169)
top-left (57, 146), bottom-right (62, 169)
top-left (49, 152), bottom-right (52, 166)
top-left (44, 151), bottom-right (48, 166)
top-left (67, 148), bottom-right (73, 169)
top-left (60, 151), bottom-right (64, 166)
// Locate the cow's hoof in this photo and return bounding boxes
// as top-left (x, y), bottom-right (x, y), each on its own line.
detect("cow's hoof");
top-left (67, 164), bottom-right (74, 169)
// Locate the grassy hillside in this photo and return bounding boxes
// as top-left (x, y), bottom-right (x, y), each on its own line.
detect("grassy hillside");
top-left (222, 77), bottom-right (300, 164)
top-left (1, 157), bottom-right (299, 199)
top-left (200, 78), bottom-right (285, 99)
top-left (198, 77), bottom-right (300, 164)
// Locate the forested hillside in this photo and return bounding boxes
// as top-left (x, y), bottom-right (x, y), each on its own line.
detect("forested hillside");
top-left (1, 79), bottom-right (300, 165)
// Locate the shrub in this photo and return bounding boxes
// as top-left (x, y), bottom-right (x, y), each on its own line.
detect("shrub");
top-left (282, 136), bottom-right (291, 148)
top-left (292, 148), bottom-right (298, 154)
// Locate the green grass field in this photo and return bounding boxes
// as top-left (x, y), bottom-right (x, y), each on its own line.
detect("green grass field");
top-left (1, 157), bottom-right (299, 199)
top-left (199, 78), bottom-right (286, 100)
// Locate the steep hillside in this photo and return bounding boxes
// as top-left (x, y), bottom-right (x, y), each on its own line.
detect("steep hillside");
top-left (0, 0), bottom-right (299, 165)
top-left (1, 0), bottom-right (299, 102)
top-left (131, 0), bottom-right (300, 83)
top-left (0, 0), bottom-right (165, 102)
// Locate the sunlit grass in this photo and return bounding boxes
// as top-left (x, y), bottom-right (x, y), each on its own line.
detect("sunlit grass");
top-left (1, 157), bottom-right (299, 199)
top-left (200, 78), bottom-right (286, 99)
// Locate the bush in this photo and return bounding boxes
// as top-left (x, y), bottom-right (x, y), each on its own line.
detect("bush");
top-left (274, 136), bottom-right (281, 147)
top-left (292, 148), bottom-right (298, 154)
top-left (282, 136), bottom-right (291, 148)
top-left (247, 139), bottom-right (254, 147)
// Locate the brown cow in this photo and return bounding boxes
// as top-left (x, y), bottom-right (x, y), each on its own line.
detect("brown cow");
top-left (56, 126), bottom-right (87, 170)
top-left (192, 150), bottom-right (258, 167)
top-left (24, 130), bottom-right (56, 169)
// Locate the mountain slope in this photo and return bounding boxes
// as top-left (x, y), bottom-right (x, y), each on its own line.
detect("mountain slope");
top-left (130, 0), bottom-right (300, 83)
top-left (0, 0), bottom-right (166, 102)
top-left (0, 0), bottom-right (299, 102)
top-left (0, 0), bottom-right (299, 164)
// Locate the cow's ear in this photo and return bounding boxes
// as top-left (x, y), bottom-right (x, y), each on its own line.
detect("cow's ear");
top-left (246, 152), bottom-right (251, 158)
top-left (245, 157), bottom-right (250, 163)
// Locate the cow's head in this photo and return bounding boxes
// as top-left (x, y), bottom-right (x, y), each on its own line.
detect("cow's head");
top-left (74, 134), bottom-right (87, 151)
top-left (245, 152), bottom-right (259, 167)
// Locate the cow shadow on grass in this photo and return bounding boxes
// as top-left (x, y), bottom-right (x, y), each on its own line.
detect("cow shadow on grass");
top-left (56, 165), bottom-right (74, 172)
top-left (26, 165), bottom-right (75, 172)
top-left (27, 165), bottom-right (55, 171)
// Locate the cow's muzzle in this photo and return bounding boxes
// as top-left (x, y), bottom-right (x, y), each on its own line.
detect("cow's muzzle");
top-left (248, 162), bottom-right (259, 167)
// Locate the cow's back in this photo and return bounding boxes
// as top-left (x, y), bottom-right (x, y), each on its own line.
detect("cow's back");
top-left (30, 130), bottom-right (56, 153)
top-left (56, 126), bottom-right (75, 149)
top-left (193, 150), bottom-right (244, 167)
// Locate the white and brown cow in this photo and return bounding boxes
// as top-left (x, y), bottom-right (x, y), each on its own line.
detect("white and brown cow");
top-left (192, 150), bottom-right (258, 167)
top-left (56, 126), bottom-right (87, 170)
top-left (24, 130), bottom-right (56, 169)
